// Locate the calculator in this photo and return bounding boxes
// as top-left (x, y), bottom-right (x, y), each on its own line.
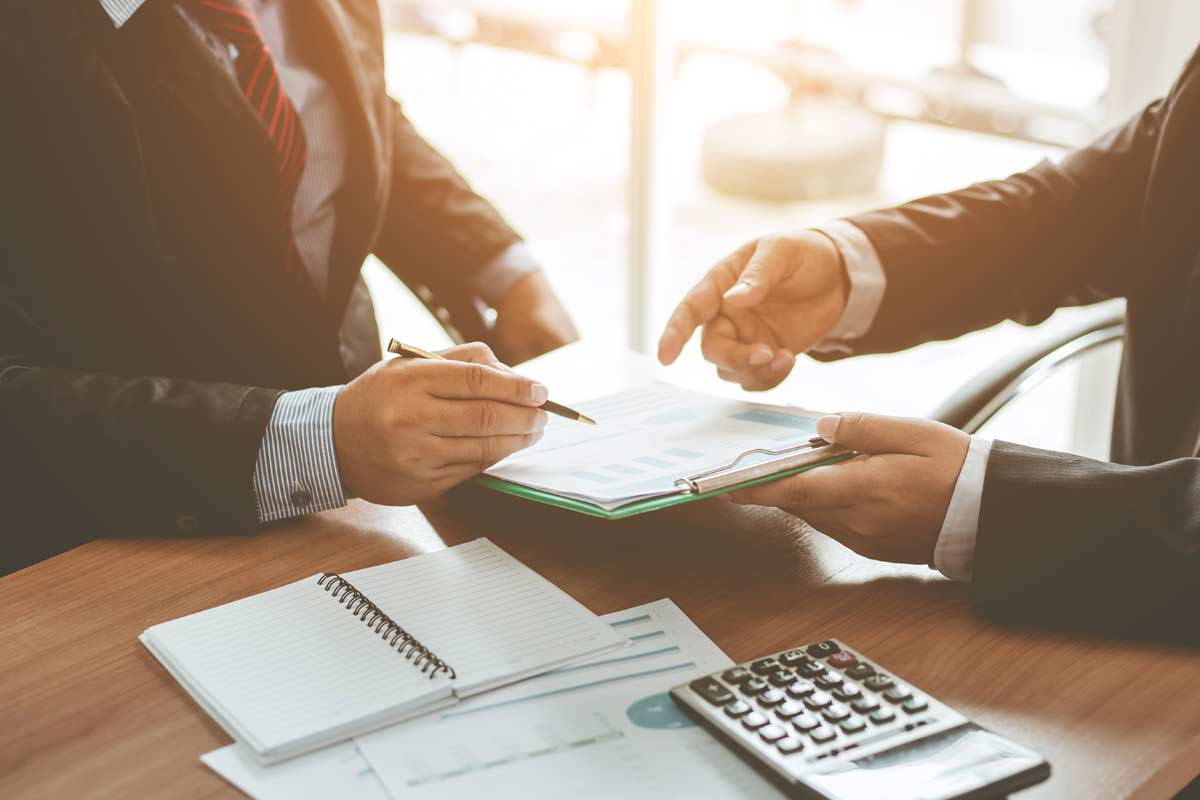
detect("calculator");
top-left (670, 639), bottom-right (1049, 799)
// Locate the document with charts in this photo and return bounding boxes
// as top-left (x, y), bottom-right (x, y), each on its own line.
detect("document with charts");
top-left (480, 381), bottom-right (846, 516)
top-left (201, 600), bottom-right (782, 799)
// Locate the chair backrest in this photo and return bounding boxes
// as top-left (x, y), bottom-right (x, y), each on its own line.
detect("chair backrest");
top-left (931, 302), bottom-right (1126, 436)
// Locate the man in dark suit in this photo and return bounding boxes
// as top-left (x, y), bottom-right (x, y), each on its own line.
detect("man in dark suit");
top-left (0, 0), bottom-right (579, 574)
top-left (658, 49), bottom-right (1200, 644)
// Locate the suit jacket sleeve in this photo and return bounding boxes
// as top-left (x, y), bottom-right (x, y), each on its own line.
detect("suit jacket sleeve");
top-left (371, 99), bottom-right (524, 302)
top-left (971, 442), bottom-right (1200, 645)
top-left (0, 295), bottom-right (282, 569)
top-left (833, 82), bottom-right (1186, 356)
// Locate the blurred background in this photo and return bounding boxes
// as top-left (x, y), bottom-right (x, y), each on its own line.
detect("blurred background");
top-left (365, 0), bottom-right (1200, 458)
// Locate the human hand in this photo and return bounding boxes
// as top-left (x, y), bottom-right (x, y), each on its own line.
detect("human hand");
top-left (657, 231), bottom-right (846, 390)
top-left (728, 413), bottom-right (969, 564)
top-left (492, 271), bottom-right (580, 365)
top-left (332, 342), bottom-right (549, 505)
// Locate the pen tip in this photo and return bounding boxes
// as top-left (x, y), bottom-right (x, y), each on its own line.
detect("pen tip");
top-left (579, 414), bottom-right (597, 425)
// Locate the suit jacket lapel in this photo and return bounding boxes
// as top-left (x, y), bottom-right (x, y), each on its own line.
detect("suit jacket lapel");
top-left (95, 0), bottom-right (346, 381)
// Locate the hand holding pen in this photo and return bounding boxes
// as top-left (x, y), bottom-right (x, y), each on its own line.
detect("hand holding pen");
top-left (387, 340), bottom-right (595, 425)
top-left (330, 342), bottom-right (585, 508)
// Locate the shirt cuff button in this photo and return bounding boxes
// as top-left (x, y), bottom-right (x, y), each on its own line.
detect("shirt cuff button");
top-left (290, 487), bottom-right (313, 508)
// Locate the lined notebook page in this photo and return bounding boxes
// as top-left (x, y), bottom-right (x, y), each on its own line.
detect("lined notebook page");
top-left (143, 576), bottom-right (449, 754)
top-left (343, 539), bottom-right (625, 693)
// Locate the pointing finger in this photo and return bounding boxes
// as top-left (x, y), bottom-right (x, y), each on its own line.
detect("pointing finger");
top-left (657, 242), bottom-right (755, 364)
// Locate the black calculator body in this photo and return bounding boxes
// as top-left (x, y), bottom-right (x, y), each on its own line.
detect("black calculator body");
top-left (670, 639), bottom-right (1049, 799)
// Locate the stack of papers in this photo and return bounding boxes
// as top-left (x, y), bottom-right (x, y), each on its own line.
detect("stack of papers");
top-left (486, 382), bottom-right (822, 510)
top-left (203, 600), bottom-right (783, 799)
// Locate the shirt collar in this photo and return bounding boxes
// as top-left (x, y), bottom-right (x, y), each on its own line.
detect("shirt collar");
top-left (98, 0), bottom-right (147, 28)
top-left (97, 0), bottom-right (272, 29)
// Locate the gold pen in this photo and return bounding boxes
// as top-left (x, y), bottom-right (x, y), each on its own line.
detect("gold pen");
top-left (386, 339), bottom-right (597, 425)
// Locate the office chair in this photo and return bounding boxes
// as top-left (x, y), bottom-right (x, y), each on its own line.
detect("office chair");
top-left (930, 303), bottom-right (1126, 436)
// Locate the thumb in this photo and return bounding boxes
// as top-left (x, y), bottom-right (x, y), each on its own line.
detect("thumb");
top-left (722, 245), bottom-right (778, 307)
top-left (816, 412), bottom-right (928, 455)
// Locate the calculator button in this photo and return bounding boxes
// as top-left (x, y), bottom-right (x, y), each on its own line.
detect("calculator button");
top-left (767, 668), bottom-right (795, 686)
top-left (883, 685), bottom-right (912, 704)
top-left (792, 713), bottom-right (821, 732)
top-left (827, 651), bottom-right (857, 668)
top-left (722, 667), bottom-right (754, 685)
top-left (689, 677), bottom-right (734, 706)
top-left (758, 689), bottom-right (786, 708)
top-left (740, 678), bottom-right (769, 696)
top-left (778, 649), bottom-right (809, 667)
top-left (851, 696), bottom-right (880, 714)
top-left (802, 691), bottom-right (832, 710)
top-left (821, 702), bottom-right (851, 723)
top-left (814, 672), bottom-right (844, 690)
top-left (796, 661), bottom-right (827, 678)
top-left (864, 674), bottom-right (894, 692)
top-left (844, 663), bottom-right (876, 680)
top-left (840, 717), bottom-right (867, 735)
top-left (901, 696), bottom-right (929, 714)
top-left (774, 700), bottom-right (804, 719)
top-left (723, 700), bottom-right (752, 718)
top-left (786, 679), bottom-right (816, 699)
top-left (806, 641), bottom-right (841, 659)
top-left (750, 658), bottom-right (780, 675)
top-left (759, 724), bottom-right (787, 743)
top-left (809, 725), bottom-right (838, 744)
top-left (776, 736), bottom-right (804, 754)
top-left (833, 682), bottom-right (862, 702)
top-left (742, 712), bottom-right (769, 730)
top-left (869, 708), bottom-right (896, 725)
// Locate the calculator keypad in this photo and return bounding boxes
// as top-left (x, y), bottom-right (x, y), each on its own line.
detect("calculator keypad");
top-left (671, 639), bottom-right (963, 775)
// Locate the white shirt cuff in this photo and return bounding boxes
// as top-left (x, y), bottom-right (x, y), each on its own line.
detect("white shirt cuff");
top-left (472, 242), bottom-right (542, 307)
top-left (810, 220), bottom-right (886, 354)
top-left (933, 436), bottom-right (992, 582)
top-left (252, 386), bottom-right (348, 523)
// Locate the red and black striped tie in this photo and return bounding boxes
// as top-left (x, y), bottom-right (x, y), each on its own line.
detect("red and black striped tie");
top-left (184, 0), bottom-right (308, 271)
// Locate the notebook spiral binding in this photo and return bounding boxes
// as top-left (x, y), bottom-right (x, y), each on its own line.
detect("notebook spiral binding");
top-left (317, 573), bottom-right (457, 680)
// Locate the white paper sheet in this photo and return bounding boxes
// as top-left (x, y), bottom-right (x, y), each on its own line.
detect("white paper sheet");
top-left (200, 741), bottom-right (386, 800)
top-left (485, 382), bottom-right (822, 509)
top-left (355, 599), bottom-right (784, 799)
top-left (202, 600), bottom-right (749, 799)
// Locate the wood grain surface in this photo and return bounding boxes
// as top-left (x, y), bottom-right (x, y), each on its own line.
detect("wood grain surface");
top-left (3, 487), bottom-right (1198, 799)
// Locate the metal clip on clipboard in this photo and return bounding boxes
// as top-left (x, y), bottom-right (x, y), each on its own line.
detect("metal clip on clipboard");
top-left (674, 437), bottom-right (844, 496)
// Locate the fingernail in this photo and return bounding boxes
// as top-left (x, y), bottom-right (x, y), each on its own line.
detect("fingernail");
top-left (724, 282), bottom-right (751, 298)
top-left (816, 414), bottom-right (841, 441)
top-left (535, 410), bottom-right (549, 430)
top-left (770, 351), bottom-right (793, 373)
top-left (747, 348), bottom-right (771, 367)
top-left (533, 428), bottom-right (545, 444)
top-left (530, 383), bottom-right (549, 404)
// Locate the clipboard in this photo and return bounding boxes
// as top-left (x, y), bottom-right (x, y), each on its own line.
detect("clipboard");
top-left (473, 438), bottom-right (856, 520)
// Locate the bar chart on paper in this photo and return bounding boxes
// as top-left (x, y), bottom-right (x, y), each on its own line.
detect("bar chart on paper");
top-left (354, 600), bottom-right (783, 800)
top-left (485, 382), bottom-right (823, 509)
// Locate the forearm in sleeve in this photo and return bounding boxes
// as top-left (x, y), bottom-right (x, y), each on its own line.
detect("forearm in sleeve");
top-left (969, 441), bottom-right (1200, 645)
top-left (1, 355), bottom-right (281, 562)
top-left (844, 93), bottom-right (1173, 354)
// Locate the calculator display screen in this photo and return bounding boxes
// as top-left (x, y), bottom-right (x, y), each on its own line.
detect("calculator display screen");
top-left (803, 724), bottom-right (1048, 800)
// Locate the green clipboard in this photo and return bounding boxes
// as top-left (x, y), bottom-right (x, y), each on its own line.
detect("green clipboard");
top-left (473, 443), bottom-right (857, 520)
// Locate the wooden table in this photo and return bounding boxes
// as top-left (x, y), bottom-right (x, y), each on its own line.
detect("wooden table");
top-left (3, 345), bottom-right (1198, 798)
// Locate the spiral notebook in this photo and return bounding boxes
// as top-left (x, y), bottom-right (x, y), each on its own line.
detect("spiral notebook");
top-left (139, 539), bottom-right (626, 764)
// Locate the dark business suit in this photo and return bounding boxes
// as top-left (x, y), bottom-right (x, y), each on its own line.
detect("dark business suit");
top-left (0, 1), bottom-right (521, 574)
top-left (825, 50), bottom-right (1200, 644)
